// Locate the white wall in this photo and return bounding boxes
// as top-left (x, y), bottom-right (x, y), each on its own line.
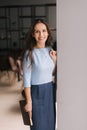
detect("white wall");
top-left (57, 0), bottom-right (87, 130)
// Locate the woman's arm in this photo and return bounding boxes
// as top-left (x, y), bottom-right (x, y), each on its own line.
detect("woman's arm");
top-left (22, 51), bottom-right (32, 117)
top-left (24, 87), bottom-right (32, 112)
top-left (24, 87), bottom-right (33, 125)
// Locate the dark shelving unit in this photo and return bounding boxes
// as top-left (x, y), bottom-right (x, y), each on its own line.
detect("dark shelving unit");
top-left (0, 4), bottom-right (56, 70)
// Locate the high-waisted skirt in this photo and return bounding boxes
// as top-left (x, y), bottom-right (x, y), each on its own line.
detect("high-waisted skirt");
top-left (30, 82), bottom-right (55, 130)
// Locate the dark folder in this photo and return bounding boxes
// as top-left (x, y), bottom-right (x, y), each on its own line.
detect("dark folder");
top-left (19, 100), bottom-right (33, 126)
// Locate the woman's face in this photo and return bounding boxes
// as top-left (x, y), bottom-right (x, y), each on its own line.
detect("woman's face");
top-left (33, 23), bottom-right (49, 46)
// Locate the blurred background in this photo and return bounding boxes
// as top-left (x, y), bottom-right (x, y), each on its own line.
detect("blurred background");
top-left (0, 0), bottom-right (56, 130)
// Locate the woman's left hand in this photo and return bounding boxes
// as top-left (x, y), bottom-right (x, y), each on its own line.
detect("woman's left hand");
top-left (50, 49), bottom-right (57, 64)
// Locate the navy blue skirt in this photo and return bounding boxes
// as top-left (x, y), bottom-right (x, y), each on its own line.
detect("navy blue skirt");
top-left (30, 82), bottom-right (55, 130)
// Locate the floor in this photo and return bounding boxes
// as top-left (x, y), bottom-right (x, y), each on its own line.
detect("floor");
top-left (0, 71), bottom-right (30, 130)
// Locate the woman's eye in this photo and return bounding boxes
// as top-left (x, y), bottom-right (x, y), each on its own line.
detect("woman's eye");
top-left (34, 30), bottom-right (39, 33)
top-left (34, 29), bottom-right (47, 34)
top-left (43, 29), bottom-right (47, 32)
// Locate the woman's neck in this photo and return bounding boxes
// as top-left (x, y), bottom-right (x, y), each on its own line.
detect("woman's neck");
top-left (35, 44), bottom-right (45, 49)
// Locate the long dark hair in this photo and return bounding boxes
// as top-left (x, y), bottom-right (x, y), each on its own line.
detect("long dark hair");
top-left (25, 19), bottom-right (53, 62)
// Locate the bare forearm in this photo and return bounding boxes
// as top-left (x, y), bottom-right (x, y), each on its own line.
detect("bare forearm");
top-left (24, 87), bottom-right (32, 113)
top-left (24, 87), bottom-right (32, 103)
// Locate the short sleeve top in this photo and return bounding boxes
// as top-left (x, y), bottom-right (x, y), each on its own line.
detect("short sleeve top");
top-left (23, 47), bottom-right (55, 87)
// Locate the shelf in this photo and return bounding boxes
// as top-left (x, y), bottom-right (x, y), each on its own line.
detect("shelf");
top-left (0, 16), bottom-right (8, 19)
top-left (0, 37), bottom-right (11, 40)
top-left (0, 4), bottom-right (56, 56)
top-left (19, 16), bottom-right (32, 18)
top-left (50, 28), bottom-right (56, 31)
top-left (19, 15), bottom-right (46, 18)
top-left (7, 29), bottom-right (21, 32)
top-left (0, 28), bottom-right (8, 30)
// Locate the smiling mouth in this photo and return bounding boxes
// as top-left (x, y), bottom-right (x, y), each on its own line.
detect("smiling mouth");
top-left (38, 38), bottom-right (44, 41)
top-left (39, 37), bottom-right (45, 40)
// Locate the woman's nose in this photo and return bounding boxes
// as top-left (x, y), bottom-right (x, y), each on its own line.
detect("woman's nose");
top-left (39, 31), bottom-right (43, 36)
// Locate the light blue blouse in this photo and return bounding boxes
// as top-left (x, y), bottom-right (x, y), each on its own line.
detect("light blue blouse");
top-left (23, 47), bottom-right (55, 87)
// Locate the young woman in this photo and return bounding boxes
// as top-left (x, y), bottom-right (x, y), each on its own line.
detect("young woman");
top-left (23, 19), bottom-right (57, 130)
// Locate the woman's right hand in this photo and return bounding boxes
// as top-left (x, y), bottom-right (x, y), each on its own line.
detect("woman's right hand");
top-left (24, 101), bottom-right (32, 113)
top-left (24, 101), bottom-right (33, 125)
top-left (24, 101), bottom-right (32, 119)
top-left (23, 87), bottom-right (32, 124)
